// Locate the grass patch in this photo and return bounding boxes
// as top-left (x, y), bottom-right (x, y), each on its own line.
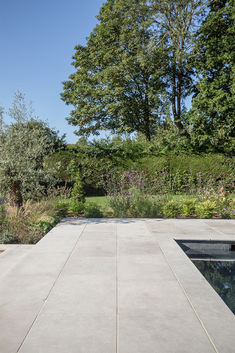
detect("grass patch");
top-left (85, 196), bottom-right (108, 207)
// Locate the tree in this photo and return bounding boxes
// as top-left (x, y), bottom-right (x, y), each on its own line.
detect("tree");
top-left (0, 92), bottom-right (65, 206)
top-left (61, 0), bottom-right (167, 141)
top-left (189, 0), bottom-right (235, 153)
top-left (151, 0), bottom-right (205, 132)
top-left (0, 106), bottom-right (4, 131)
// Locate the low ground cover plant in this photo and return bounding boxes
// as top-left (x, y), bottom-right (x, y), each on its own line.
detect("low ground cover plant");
top-left (83, 202), bottom-right (103, 218)
top-left (162, 200), bottom-right (182, 218)
top-left (195, 200), bottom-right (217, 219)
top-left (181, 199), bottom-right (197, 217)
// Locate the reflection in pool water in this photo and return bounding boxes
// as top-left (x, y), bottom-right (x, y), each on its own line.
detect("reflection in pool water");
top-left (193, 260), bottom-right (235, 314)
top-left (176, 240), bottom-right (235, 315)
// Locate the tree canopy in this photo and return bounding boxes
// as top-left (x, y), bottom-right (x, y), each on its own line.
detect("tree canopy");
top-left (62, 0), bottom-right (234, 153)
top-left (62, 0), bottom-right (169, 140)
top-left (189, 0), bottom-right (235, 153)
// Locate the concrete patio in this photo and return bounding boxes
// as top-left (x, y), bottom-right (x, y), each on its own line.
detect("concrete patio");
top-left (0, 219), bottom-right (234, 353)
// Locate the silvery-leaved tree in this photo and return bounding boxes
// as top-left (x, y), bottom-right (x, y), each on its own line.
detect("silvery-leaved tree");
top-left (0, 91), bottom-right (65, 207)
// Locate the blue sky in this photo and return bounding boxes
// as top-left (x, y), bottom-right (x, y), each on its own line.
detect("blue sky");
top-left (0, 0), bottom-right (104, 143)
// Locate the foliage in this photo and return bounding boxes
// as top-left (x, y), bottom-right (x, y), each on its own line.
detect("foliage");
top-left (62, 0), bottom-right (208, 141)
top-left (61, 0), bottom-right (233, 154)
top-left (0, 199), bottom-right (63, 244)
top-left (68, 200), bottom-right (84, 216)
top-left (84, 194), bottom-right (235, 219)
top-left (151, 0), bottom-right (205, 132)
top-left (195, 200), bottom-right (217, 218)
top-left (83, 202), bottom-right (103, 218)
top-left (45, 135), bottom-right (234, 197)
top-left (108, 189), bottom-right (161, 218)
top-left (220, 207), bottom-right (235, 219)
top-left (61, 0), bottom-right (168, 140)
top-left (100, 154), bottom-right (234, 197)
top-left (0, 202), bottom-right (7, 225)
top-left (44, 150), bottom-right (74, 183)
top-left (71, 169), bottom-right (85, 203)
top-left (182, 199), bottom-right (197, 217)
top-left (54, 200), bottom-right (69, 218)
top-left (62, 0), bottom-right (200, 140)
top-left (101, 169), bottom-right (157, 196)
top-left (162, 200), bottom-right (182, 218)
top-left (0, 92), bottom-right (65, 206)
top-left (31, 216), bottom-right (58, 235)
top-left (0, 230), bottom-right (19, 244)
top-left (101, 169), bottom-right (162, 217)
top-left (190, 0), bottom-right (235, 154)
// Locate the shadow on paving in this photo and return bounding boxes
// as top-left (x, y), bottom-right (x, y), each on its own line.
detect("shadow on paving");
top-left (59, 218), bottom-right (163, 226)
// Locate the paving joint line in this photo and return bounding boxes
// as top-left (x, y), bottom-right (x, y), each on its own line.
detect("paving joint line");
top-left (199, 219), bottom-right (225, 237)
top-left (155, 235), bottom-right (219, 353)
top-left (16, 221), bottom-right (88, 353)
top-left (115, 222), bottom-right (119, 353)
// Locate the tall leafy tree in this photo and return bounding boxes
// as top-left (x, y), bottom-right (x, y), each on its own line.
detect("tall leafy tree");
top-left (61, 0), bottom-right (167, 140)
top-left (190, 0), bottom-right (235, 153)
top-left (151, 0), bottom-right (204, 132)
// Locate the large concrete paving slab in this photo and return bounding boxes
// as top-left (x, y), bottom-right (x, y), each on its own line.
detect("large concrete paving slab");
top-left (0, 218), bottom-right (234, 353)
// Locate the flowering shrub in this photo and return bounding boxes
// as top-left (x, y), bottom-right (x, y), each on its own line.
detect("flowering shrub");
top-left (108, 188), bottom-right (161, 218)
top-left (102, 169), bottom-right (154, 195)
top-left (219, 207), bottom-right (235, 219)
top-left (101, 170), bottom-right (162, 217)
top-left (100, 167), bottom-right (234, 218)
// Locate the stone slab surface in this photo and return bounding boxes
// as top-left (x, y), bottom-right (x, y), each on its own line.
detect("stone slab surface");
top-left (0, 218), bottom-right (234, 353)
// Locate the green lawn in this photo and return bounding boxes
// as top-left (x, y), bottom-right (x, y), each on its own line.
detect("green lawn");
top-left (86, 194), bottom-right (198, 207)
top-left (86, 196), bottom-right (109, 207)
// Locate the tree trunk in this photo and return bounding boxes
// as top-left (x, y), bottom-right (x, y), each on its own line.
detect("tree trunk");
top-left (144, 78), bottom-right (151, 141)
top-left (10, 180), bottom-right (23, 207)
top-left (172, 62), bottom-right (184, 130)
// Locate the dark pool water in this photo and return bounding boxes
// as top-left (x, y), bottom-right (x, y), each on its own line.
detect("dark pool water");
top-left (177, 240), bottom-right (235, 314)
top-left (193, 260), bottom-right (235, 314)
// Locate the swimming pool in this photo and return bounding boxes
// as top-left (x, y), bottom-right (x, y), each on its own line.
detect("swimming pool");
top-left (177, 240), bottom-right (235, 314)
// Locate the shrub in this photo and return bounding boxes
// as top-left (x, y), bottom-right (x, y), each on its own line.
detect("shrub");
top-left (0, 230), bottom-right (19, 244)
top-left (83, 202), bottom-right (103, 218)
top-left (162, 200), bottom-right (182, 218)
top-left (219, 206), bottom-right (235, 219)
top-left (71, 170), bottom-right (85, 203)
top-left (195, 200), bottom-right (217, 218)
top-left (23, 232), bottom-right (43, 245)
top-left (182, 199), bottom-right (197, 217)
top-left (220, 208), bottom-right (232, 219)
top-left (101, 169), bottom-right (156, 196)
top-left (108, 189), bottom-right (161, 218)
top-left (127, 196), bottom-right (161, 218)
top-left (0, 202), bottom-right (7, 226)
top-left (54, 200), bottom-right (69, 218)
top-left (108, 194), bottom-right (130, 218)
top-left (0, 200), bottom-right (63, 244)
top-left (31, 216), bottom-right (57, 234)
top-left (68, 200), bottom-right (84, 215)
